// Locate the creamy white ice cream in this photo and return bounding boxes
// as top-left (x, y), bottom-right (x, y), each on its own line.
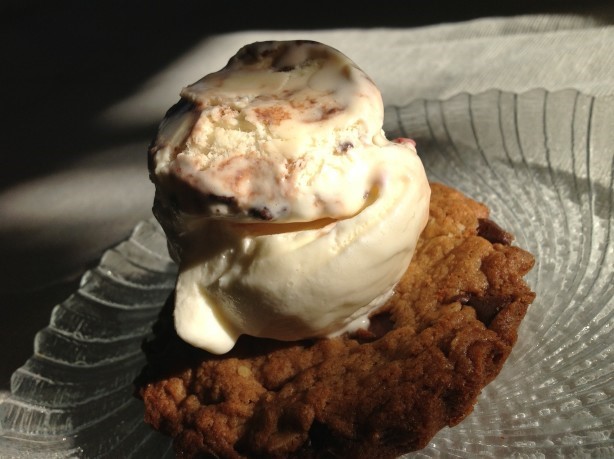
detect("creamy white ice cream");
top-left (149, 40), bottom-right (430, 354)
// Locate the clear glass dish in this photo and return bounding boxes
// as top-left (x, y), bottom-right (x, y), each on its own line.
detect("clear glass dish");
top-left (1, 89), bottom-right (612, 458)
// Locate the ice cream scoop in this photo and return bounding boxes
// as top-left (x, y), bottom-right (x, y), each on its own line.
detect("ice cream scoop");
top-left (148, 40), bottom-right (431, 354)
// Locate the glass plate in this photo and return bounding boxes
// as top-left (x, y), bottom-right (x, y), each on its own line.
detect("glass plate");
top-left (1, 89), bottom-right (612, 458)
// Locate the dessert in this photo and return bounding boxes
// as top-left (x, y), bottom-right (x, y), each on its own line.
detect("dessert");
top-left (138, 40), bottom-right (536, 458)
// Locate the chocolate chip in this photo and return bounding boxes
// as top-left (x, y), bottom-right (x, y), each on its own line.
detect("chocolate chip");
top-left (470, 295), bottom-right (512, 326)
top-left (447, 292), bottom-right (510, 326)
top-left (209, 194), bottom-right (237, 205)
top-left (369, 312), bottom-right (395, 338)
top-left (249, 206), bottom-right (274, 221)
top-left (477, 218), bottom-right (514, 245)
top-left (306, 421), bottom-right (339, 454)
top-left (235, 45), bottom-right (265, 65)
top-left (350, 311), bottom-right (395, 343)
top-left (275, 65), bottom-right (296, 72)
top-left (167, 179), bottom-right (242, 214)
top-left (163, 98), bottom-right (193, 119)
top-left (336, 142), bottom-right (353, 154)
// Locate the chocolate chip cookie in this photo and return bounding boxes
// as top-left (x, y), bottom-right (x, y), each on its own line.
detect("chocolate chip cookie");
top-left (135, 182), bottom-right (536, 459)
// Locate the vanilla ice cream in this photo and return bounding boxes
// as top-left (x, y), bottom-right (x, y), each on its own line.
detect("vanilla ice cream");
top-left (148, 40), bottom-right (431, 354)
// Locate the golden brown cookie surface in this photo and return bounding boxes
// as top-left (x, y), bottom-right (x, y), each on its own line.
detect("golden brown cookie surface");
top-left (136, 182), bottom-right (536, 459)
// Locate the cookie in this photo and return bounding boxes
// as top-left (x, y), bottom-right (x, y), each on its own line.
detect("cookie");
top-left (135, 182), bottom-right (536, 458)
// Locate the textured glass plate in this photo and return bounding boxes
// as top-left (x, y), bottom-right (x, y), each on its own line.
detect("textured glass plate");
top-left (1, 89), bottom-right (612, 458)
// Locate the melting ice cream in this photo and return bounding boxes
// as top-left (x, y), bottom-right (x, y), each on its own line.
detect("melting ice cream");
top-left (148, 40), bottom-right (431, 353)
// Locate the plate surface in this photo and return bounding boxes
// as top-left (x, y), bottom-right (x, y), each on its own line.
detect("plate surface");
top-left (1, 89), bottom-right (612, 458)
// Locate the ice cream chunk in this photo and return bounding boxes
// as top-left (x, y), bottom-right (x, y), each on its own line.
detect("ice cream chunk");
top-left (149, 40), bottom-right (431, 354)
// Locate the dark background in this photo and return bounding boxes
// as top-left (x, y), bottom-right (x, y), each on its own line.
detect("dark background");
top-left (1, 0), bottom-right (612, 390)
